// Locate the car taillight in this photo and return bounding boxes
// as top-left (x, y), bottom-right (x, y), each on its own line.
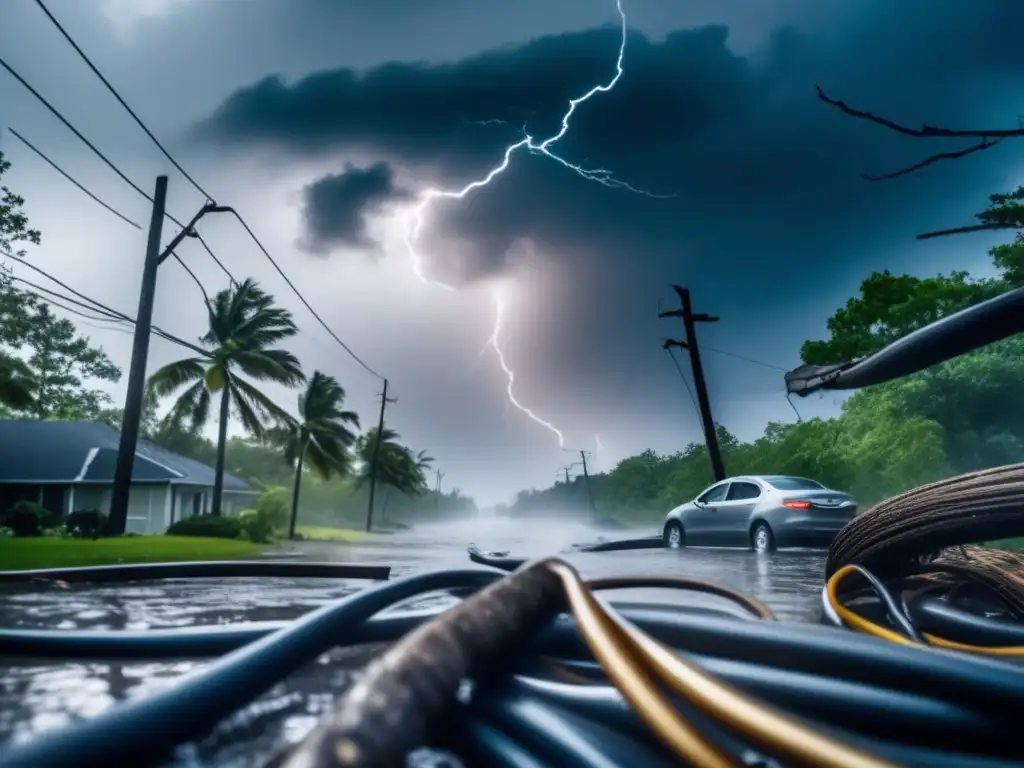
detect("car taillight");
top-left (783, 500), bottom-right (812, 509)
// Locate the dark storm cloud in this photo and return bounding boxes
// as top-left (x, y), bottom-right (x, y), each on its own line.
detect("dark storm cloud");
top-left (194, 0), bottom-right (1024, 291)
top-left (298, 163), bottom-right (412, 255)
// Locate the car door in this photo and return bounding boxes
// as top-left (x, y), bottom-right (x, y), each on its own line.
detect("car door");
top-left (685, 481), bottom-right (730, 545)
top-left (716, 480), bottom-right (763, 546)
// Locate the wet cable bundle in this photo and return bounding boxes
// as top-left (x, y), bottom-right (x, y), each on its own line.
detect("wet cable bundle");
top-left (2, 554), bottom-right (1024, 768)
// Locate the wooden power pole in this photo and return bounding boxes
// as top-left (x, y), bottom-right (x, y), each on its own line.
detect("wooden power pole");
top-left (579, 450), bottom-right (597, 517)
top-left (660, 285), bottom-right (726, 482)
top-left (365, 379), bottom-right (396, 532)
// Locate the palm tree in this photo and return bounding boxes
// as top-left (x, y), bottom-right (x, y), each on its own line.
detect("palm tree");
top-left (414, 449), bottom-right (435, 477)
top-left (272, 371), bottom-right (360, 539)
top-left (0, 351), bottom-right (35, 412)
top-left (357, 427), bottom-right (424, 495)
top-left (148, 279), bottom-right (304, 515)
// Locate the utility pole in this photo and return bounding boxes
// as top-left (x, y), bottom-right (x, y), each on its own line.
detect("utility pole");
top-left (108, 181), bottom-right (233, 534)
top-left (434, 469), bottom-right (444, 516)
top-left (560, 466), bottom-right (573, 485)
top-left (365, 379), bottom-right (396, 532)
top-left (659, 285), bottom-right (726, 482)
top-left (579, 450), bottom-right (597, 517)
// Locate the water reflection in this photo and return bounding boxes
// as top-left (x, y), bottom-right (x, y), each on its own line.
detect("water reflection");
top-left (0, 520), bottom-right (830, 765)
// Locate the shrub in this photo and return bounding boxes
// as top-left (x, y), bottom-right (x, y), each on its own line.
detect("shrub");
top-left (0, 526), bottom-right (14, 538)
top-left (255, 486), bottom-right (289, 531)
top-left (1, 500), bottom-right (53, 537)
top-left (65, 509), bottom-right (108, 538)
top-left (166, 514), bottom-right (243, 540)
top-left (239, 508), bottom-right (275, 544)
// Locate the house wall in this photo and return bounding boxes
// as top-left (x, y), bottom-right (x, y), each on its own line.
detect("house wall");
top-left (71, 484), bottom-right (171, 535)
top-left (168, 487), bottom-right (255, 522)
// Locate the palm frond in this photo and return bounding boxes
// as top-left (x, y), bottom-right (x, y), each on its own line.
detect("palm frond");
top-left (230, 381), bottom-right (266, 439)
top-left (231, 375), bottom-right (295, 428)
top-left (147, 358), bottom-right (206, 398)
top-left (161, 380), bottom-right (211, 433)
top-left (232, 348), bottom-right (305, 386)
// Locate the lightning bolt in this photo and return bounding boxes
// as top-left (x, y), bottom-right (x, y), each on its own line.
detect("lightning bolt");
top-left (403, 0), bottom-right (667, 442)
top-left (488, 287), bottom-right (565, 447)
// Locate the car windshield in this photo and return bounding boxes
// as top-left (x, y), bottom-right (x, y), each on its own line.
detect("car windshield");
top-left (768, 477), bottom-right (824, 491)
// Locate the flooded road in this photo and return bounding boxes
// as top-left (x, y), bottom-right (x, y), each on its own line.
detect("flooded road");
top-left (0, 517), bottom-right (828, 765)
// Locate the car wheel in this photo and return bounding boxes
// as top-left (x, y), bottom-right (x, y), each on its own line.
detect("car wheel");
top-left (751, 521), bottom-right (775, 553)
top-left (663, 521), bottom-right (685, 549)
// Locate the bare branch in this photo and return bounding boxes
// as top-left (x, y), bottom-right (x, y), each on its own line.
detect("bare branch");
top-left (816, 86), bottom-right (1023, 181)
top-left (816, 86), bottom-right (1024, 139)
top-left (916, 223), bottom-right (1019, 240)
top-left (863, 138), bottom-right (1003, 182)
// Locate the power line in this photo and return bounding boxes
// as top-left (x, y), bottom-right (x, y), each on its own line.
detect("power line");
top-left (665, 346), bottom-right (701, 425)
top-left (4, 124), bottom-right (225, 301)
top-left (0, 58), bottom-right (232, 290)
top-left (5, 34), bottom-right (381, 380)
top-left (1, 250), bottom-right (210, 356)
top-left (31, 0), bottom-right (216, 203)
top-left (6, 127), bottom-right (140, 229)
top-left (701, 344), bottom-right (789, 372)
top-left (228, 211), bottom-right (384, 380)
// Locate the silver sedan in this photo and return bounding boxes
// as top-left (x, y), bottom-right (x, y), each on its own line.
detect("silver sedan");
top-left (662, 475), bottom-right (857, 552)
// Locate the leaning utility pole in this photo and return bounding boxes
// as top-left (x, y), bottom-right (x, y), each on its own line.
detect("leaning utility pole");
top-left (560, 466), bottom-right (574, 485)
top-left (579, 450), bottom-right (597, 517)
top-left (660, 285), bottom-right (726, 482)
top-left (365, 379), bottom-right (395, 532)
top-left (108, 180), bottom-right (233, 534)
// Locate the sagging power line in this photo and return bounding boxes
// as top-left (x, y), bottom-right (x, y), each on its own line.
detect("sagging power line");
top-left (0, 250), bottom-right (209, 356)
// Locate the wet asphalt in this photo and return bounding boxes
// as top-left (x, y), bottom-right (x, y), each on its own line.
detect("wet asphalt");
top-left (0, 516), bottom-right (828, 764)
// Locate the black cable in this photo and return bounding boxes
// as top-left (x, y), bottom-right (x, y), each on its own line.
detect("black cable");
top-left (665, 346), bottom-right (701, 423)
top-left (906, 594), bottom-right (1024, 646)
top-left (839, 564), bottom-right (925, 643)
top-left (10, 277), bottom-right (128, 324)
top-left (0, 63), bottom-right (225, 300)
top-left (5, 127), bottom-right (140, 229)
top-left (31, 0), bottom-right (216, 203)
top-left (786, 285), bottom-right (1024, 396)
top-left (193, 231), bottom-right (237, 285)
top-left (0, 569), bottom-right (504, 768)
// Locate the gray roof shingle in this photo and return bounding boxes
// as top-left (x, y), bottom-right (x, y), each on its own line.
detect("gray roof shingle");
top-left (0, 420), bottom-right (251, 491)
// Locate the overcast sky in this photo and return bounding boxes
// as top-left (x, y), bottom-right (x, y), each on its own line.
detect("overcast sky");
top-left (2, 0), bottom-right (1022, 505)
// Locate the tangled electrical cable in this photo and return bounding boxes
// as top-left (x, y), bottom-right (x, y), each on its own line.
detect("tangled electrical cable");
top-left (2, 555), bottom-right (1024, 768)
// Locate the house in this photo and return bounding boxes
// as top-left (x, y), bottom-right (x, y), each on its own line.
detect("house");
top-left (0, 420), bottom-right (258, 535)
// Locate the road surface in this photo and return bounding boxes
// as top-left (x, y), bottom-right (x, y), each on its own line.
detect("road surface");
top-left (0, 516), bottom-right (829, 764)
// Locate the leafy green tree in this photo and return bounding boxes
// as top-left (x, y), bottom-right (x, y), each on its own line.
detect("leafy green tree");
top-left (0, 350), bottom-right (35, 412)
top-left (271, 371), bottom-right (360, 538)
top-left (147, 279), bottom-right (304, 515)
top-left (0, 298), bottom-right (121, 420)
top-left (0, 151), bottom-right (41, 259)
top-left (800, 270), bottom-right (1002, 365)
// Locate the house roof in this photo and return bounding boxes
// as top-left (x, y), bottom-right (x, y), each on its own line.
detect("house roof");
top-left (0, 420), bottom-right (252, 491)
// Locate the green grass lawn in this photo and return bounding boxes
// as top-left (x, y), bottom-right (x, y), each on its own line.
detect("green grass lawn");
top-left (0, 536), bottom-right (267, 571)
top-left (295, 524), bottom-right (367, 543)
